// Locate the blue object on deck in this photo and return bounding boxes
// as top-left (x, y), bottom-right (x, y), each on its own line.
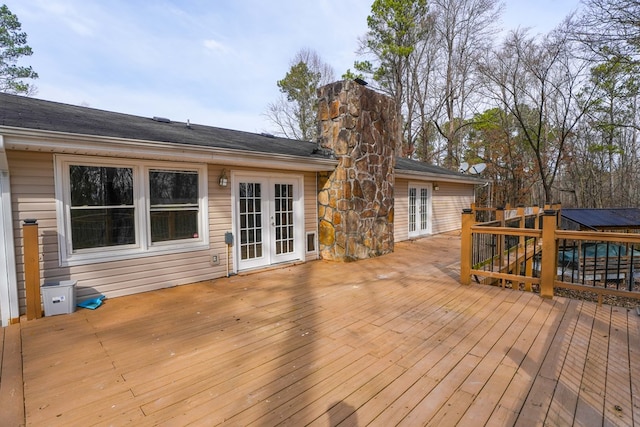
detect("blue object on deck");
top-left (77, 295), bottom-right (105, 310)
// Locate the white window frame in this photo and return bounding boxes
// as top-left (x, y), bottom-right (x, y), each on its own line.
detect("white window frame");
top-left (55, 155), bottom-right (209, 267)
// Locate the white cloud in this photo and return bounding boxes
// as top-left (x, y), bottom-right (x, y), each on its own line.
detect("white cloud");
top-left (34, 0), bottom-right (99, 37)
top-left (4, 0), bottom-right (582, 135)
top-left (202, 39), bottom-right (228, 54)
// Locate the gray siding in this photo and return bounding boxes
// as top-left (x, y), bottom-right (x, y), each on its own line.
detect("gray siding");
top-left (432, 182), bottom-right (474, 234)
top-left (9, 151), bottom-right (230, 311)
top-left (304, 171), bottom-right (319, 261)
top-left (8, 151), bottom-right (320, 314)
top-left (394, 178), bottom-right (409, 242)
top-left (394, 178), bottom-right (474, 241)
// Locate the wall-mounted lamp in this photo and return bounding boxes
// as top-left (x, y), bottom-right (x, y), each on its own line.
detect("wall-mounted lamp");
top-left (434, 183), bottom-right (440, 191)
top-left (218, 169), bottom-right (228, 187)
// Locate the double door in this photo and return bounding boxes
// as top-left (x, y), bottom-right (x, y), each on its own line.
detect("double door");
top-left (408, 183), bottom-right (432, 238)
top-left (235, 175), bottom-right (302, 270)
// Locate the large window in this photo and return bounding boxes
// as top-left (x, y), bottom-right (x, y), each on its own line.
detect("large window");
top-left (70, 166), bottom-right (135, 250)
top-left (56, 156), bottom-right (208, 266)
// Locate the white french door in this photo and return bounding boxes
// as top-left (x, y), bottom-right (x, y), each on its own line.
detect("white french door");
top-left (234, 175), bottom-right (302, 270)
top-left (408, 183), bottom-right (432, 238)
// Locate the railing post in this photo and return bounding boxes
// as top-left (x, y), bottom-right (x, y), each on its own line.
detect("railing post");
top-left (553, 202), bottom-right (562, 226)
top-left (461, 209), bottom-right (474, 285)
top-left (495, 207), bottom-right (505, 286)
top-left (516, 205), bottom-right (525, 281)
top-left (496, 206), bottom-right (504, 225)
top-left (524, 205), bottom-right (537, 291)
top-left (23, 219), bottom-right (42, 320)
top-left (540, 210), bottom-right (557, 299)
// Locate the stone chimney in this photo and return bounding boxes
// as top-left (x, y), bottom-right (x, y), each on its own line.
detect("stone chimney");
top-left (316, 80), bottom-right (399, 261)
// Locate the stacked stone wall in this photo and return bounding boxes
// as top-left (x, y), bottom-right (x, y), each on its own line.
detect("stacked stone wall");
top-left (316, 80), bottom-right (399, 261)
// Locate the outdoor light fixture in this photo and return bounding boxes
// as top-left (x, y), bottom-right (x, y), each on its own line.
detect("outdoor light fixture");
top-left (434, 183), bottom-right (439, 191)
top-left (218, 169), bottom-right (228, 187)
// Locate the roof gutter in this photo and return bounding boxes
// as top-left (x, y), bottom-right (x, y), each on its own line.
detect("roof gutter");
top-left (0, 126), bottom-right (338, 172)
top-left (395, 169), bottom-right (489, 185)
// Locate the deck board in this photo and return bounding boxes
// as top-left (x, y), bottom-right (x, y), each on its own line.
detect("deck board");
top-left (0, 324), bottom-right (24, 427)
top-left (2, 233), bottom-right (639, 426)
top-left (604, 307), bottom-right (633, 426)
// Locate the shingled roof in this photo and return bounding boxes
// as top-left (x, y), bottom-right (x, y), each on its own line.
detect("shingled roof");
top-left (0, 92), bottom-right (324, 159)
top-left (0, 92), bottom-right (482, 182)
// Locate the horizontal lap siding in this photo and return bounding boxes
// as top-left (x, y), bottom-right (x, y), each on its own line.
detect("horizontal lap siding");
top-left (394, 178), bottom-right (474, 241)
top-left (432, 182), bottom-right (474, 234)
top-left (394, 178), bottom-right (409, 242)
top-left (304, 171), bottom-right (318, 261)
top-left (9, 151), bottom-right (57, 312)
top-left (208, 165), bottom-right (233, 277)
top-left (8, 150), bottom-right (231, 313)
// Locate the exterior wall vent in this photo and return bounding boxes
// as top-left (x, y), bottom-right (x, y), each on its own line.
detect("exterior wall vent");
top-left (306, 232), bottom-right (316, 253)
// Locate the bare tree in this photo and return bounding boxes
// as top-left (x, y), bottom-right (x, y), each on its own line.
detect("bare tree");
top-left (430, 0), bottom-right (502, 169)
top-left (479, 26), bottom-right (595, 204)
top-left (574, 0), bottom-right (640, 61)
top-left (265, 48), bottom-right (335, 141)
top-left (563, 55), bottom-right (640, 207)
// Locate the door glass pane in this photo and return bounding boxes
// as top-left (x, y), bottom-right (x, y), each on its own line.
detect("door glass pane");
top-left (409, 188), bottom-right (417, 233)
top-left (420, 188), bottom-right (429, 231)
top-left (239, 182), bottom-right (263, 260)
top-left (274, 183), bottom-right (294, 255)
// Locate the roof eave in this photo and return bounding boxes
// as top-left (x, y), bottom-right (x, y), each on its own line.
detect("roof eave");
top-left (395, 169), bottom-right (489, 185)
top-left (0, 126), bottom-right (338, 172)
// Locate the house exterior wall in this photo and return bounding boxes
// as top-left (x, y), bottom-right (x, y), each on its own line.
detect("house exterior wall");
top-left (432, 181), bottom-right (475, 234)
top-left (7, 150), bottom-right (319, 315)
top-left (394, 178), bottom-right (475, 241)
top-left (303, 171), bottom-right (319, 261)
top-left (394, 178), bottom-right (410, 242)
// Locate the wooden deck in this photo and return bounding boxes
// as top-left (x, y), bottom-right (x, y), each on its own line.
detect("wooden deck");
top-left (4, 233), bottom-right (640, 426)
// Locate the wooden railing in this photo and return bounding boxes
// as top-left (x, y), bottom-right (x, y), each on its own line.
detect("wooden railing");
top-left (461, 206), bottom-right (640, 304)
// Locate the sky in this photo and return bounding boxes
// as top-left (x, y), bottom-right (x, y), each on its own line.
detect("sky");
top-left (4, 0), bottom-right (582, 134)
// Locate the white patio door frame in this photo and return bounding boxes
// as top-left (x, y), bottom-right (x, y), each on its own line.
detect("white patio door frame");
top-left (408, 182), bottom-right (433, 238)
top-left (0, 136), bottom-right (19, 327)
top-left (231, 172), bottom-right (304, 271)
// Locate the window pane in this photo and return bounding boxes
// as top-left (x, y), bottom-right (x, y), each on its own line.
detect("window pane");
top-left (149, 171), bottom-right (198, 205)
top-left (70, 166), bottom-right (133, 206)
top-left (71, 208), bottom-right (135, 250)
top-left (150, 210), bottom-right (198, 242)
top-left (149, 170), bottom-right (200, 243)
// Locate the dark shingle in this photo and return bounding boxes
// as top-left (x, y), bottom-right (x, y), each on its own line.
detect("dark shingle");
top-left (0, 92), bottom-right (324, 159)
top-left (1, 93), bottom-right (483, 180)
